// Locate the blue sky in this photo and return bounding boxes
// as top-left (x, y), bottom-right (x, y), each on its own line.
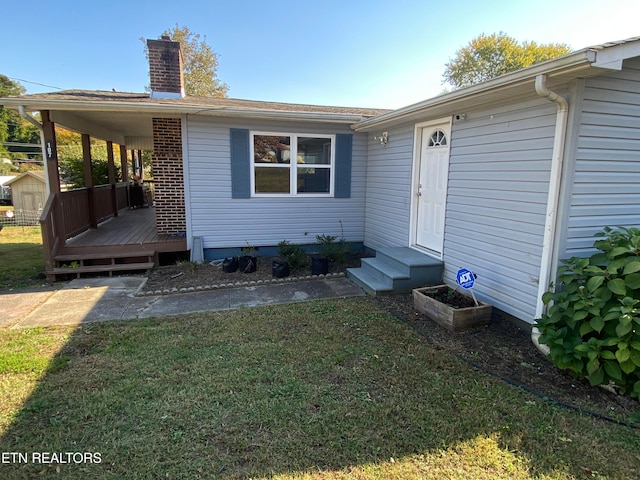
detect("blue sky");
top-left (2, 0), bottom-right (639, 109)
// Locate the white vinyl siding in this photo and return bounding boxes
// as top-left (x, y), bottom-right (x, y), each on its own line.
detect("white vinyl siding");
top-left (363, 124), bottom-right (416, 249)
top-left (562, 58), bottom-right (640, 258)
top-left (362, 99), bottom-right (556, 321)
top-left (442, 98), bottom-right (557, 321)
top-left (185, 117), bottom-right (366, 250)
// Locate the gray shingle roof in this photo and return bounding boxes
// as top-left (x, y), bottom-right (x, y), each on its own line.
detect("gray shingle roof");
top-left (10, 90), bottom-right (390, 118)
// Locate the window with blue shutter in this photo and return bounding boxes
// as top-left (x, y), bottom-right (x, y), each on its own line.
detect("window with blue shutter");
top-left (230, 129), bottom-right (352, 198)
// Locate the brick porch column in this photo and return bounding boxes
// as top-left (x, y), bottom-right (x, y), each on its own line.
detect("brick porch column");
top-left (152, 117), bottom-right (185, 235)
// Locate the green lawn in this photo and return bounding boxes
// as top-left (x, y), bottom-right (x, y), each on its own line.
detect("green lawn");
top-left (1, 298), bottom-right (638, 479)
top-left (0, 223), bottom-right (45, 290)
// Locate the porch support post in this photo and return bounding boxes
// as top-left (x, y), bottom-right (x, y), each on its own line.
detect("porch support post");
top-left (119, 145), bottom-right (129, 182)
top-left (106, 141), bottom-right (118, 217)
top-left (41, 111), bottom-right (61, 195)
top-left (138, 150), bottom-right (144, 181)
top-left (82, 133), bottom-right (97, 228)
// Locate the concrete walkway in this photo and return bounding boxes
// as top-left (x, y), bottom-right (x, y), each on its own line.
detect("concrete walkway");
top-left (2, 276), bottom-right (365, 329)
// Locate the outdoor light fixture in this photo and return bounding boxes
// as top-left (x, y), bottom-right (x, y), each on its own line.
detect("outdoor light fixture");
top-left (374, 131), bottom-right (388, 146)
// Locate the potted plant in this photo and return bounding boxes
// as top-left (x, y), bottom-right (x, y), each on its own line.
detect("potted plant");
top-left (271, 258), bottom-right (290, 278)
top-left (277, 240), bottom-right (309, 276)
top-left (413, 285), bottom-right (492, 332)
top-left (312, 234), bottom-right (349, 276)
top-left (222, 256), bottom-right (238, 273)
top-left (238, 243), bottom-right (257, 273)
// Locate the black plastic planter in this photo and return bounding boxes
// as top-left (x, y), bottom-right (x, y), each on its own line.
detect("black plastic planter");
top-left (272, 260), bottom-right (290, 278)
top-left (222, 256), bottom-right (239, 273)
top-left (311, 257), bottom-right (329, 276)
top-left (239, 255), bottom-right (257, 273)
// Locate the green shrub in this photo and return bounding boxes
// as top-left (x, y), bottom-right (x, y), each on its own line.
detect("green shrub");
top-left (277, 240), bottom-right (309, 271)
top-left (315, 234), bottom-right (350, 267)
top-left (536, 226), bottom-right (640, 398)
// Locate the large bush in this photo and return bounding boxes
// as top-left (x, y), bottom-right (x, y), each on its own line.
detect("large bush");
top-left (536, 227), bottom-right (640, 398)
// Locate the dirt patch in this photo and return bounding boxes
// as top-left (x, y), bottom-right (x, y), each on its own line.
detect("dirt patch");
top-left (142, 254), bottom-right (365, 295)
top-left (417, 285), bottom-right (478, 308)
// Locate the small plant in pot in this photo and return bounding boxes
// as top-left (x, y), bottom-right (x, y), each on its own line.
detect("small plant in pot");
top-left (238, 243), bottom-right (258, 273)
top-left (313, 234), bottom-right (349, 275)
top-left (275, 240), bottom-right (309, 277)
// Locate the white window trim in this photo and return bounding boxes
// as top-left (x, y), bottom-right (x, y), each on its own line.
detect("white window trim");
top-left (250, 131), bottom-right (336, 197)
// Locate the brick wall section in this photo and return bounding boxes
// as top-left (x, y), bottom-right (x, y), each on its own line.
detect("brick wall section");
top-left (152, 118), bottom-right (185, 234)
top-left (147, 38), bottom-right (184, 95)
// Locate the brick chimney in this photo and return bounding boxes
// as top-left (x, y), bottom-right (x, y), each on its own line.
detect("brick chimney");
top-left (147, 36), bottom-right (185, 98)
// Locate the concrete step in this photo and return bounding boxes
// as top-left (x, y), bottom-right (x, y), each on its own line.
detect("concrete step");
top-left (347, 247), bottom-right (443, 295)
top-left (347, 266), bottom-right (394, 296)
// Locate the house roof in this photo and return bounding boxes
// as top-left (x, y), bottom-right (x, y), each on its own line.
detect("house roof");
top-left (0, 90), bottom-right (389, 149)
top-left (4, 170), bottom-right (46, 186)
top-left (354, 36), bottom-right (640, 131)
top-left (7, 90), bottom-right (388, 119)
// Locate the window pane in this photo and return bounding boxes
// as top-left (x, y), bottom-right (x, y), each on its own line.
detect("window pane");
top-left (297, 167), bottom-right (330, 193)
top-left (255, 167), bottom-right (290, 193)
top-left (297, 137), bottom-right (331, 165)
top-left (254, 135), bottom-right (290, 164)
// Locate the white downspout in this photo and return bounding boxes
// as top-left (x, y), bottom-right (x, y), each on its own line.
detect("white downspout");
top-left (18, 106), bottom-right (50, 197)
top-left (532, 75), bottom-right (569, 356)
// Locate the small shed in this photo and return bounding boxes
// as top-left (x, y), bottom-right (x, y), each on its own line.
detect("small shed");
top-left (5, 171), bottom-right (46, 223)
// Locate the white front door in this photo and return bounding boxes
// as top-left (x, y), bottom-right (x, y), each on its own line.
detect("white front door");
top-left (414, 122), bottom-right (451, 254)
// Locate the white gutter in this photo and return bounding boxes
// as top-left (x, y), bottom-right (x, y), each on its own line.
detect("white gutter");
top-left (18, 106), bottom-right (50, 197)
top-left (532, 74), bottom-right (569, 356)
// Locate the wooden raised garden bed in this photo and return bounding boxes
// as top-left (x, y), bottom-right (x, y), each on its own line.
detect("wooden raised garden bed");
top-left (413, 285), bottom-right (492, 332)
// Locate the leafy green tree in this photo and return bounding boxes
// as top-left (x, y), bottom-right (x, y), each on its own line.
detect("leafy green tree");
top-left (56, 129), bottom-right (122, 188)
top-left (143, 24), bottom-right (229, 97)
top-left (0, 161), bottom-right (13, 175)
top-left (443, 33), bottom-right (572, 89)
top-left (0, 75), bottom-right (24, 157)
top-left (0, 75), bottom-right (41, 160)
top-left (59, 157), bottom-right (119, 188)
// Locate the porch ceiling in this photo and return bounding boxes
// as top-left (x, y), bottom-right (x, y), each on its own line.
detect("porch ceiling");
top-left (49, 110), bottom-right (154, 150)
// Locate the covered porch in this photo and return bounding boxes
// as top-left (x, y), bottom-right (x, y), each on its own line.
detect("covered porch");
top-left (33, 106), bottom-right (187, 281)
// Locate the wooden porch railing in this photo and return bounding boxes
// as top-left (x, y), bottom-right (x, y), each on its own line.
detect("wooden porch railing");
top-left (94, 185), bottom-right (113, 224)
top-left (39, 193), bottom-right (61, 278)
top-left (61, 188), bottom-right (91, 238)
top-left (115, 182), bottom-right (129, 210)
top-left (40, 183), bottom-right (132, 280)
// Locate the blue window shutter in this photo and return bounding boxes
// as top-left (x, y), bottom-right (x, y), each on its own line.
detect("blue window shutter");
top-left (334, 133), bottom-right (353, 198)
top-left (230, 128), bottom-right (251, 199)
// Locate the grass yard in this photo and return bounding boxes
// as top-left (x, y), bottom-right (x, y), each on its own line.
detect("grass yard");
top-left (0, 298), bottom-right (638, 479)
top-left (0, 218), bottom-right (45, 290)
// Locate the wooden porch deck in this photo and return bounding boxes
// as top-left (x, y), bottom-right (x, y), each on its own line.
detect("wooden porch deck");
top-left (49, 207), bottom-right (187, 280)
top-left (63, 207), bottom-right (186, 254)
